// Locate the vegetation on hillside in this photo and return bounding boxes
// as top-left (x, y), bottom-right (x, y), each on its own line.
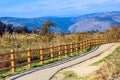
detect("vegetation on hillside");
top-left (0, 20), bottom-right (120, 52)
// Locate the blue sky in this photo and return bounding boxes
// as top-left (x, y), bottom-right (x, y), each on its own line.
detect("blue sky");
top-left (0, 0), bottom-right (120, 18)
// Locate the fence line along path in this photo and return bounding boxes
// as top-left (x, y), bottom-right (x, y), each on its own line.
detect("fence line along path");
top-left (6, 42), bottom-right (116, 80)
top-left (0, 38), bottom-right (110, 74)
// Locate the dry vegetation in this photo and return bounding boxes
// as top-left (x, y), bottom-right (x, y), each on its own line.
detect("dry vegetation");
top-left (0, 24), bottom-right (120, 79)
top-left (0, 26), bottom-right (120, 53)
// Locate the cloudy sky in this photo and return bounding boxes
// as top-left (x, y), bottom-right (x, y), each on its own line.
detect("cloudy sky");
top-left (0, 0), bottom-right (120, 18)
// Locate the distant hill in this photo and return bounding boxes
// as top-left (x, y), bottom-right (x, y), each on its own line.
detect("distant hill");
top-left (0, 11), bottom-right (120, 33)
top-left (0, 17), bottom-right (79, 32)
top-left (69, 11), bottom-right (120, 32)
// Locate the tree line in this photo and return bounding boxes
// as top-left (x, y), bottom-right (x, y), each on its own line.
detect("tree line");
top-left (0, 21), bottom-right (32, 37)
top-left (0, 20), bottom-right (57, 37)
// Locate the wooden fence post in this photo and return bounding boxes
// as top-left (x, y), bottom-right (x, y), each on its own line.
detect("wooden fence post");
top-left (103, 39), bottom-right (104, 44)
top-left (107, 38), bottom-right (109, 43)
top-left (58, 45), bottom-right (61, 59)
top-left (11, 49), bottom-right (15, 73)
top-left (103, 39), bottom-right (105, 44)
top-left (80, 41), bottom-right (83, 52)
top-left (85, 40), bottom-right (87, 49)
top-left (92, 39), bottom-right (94, 45)
top-left (90, 39), bottom-right (92, 47)
top-left (102, 39), bottom-right (104, 44)
top-left (101, 39), bottom-right (103, 44)
top-left (95, 39), bottom-right (97, 45)
top-left (76, 42), bottom-right (78, 54)
top-left (94, 39), bottom-right (96, 46)
top-left (98, 39), bottom-right (99, 45)
top-left (106, 39), bottom-right (108, 43)
top-left (87, 40), bottom-right (89, 47)
top-left (27, 48), bottom-right (31, 69)
top-left (86, 40), bottom-right (88, 48)
top-left (94, 39), bottom-right (96, 45)
top-left (89, 39), bottom-right (91, 46)
top-left (70, 43), bottom-right (73, 56)
top-left (99, 39), bottom-right (100, 44)
top-left (91, 39), bottom-right (93, 46)
top-left (40, 46), bottom-right (43, 64)
top-left (103, 39), bottom-right (106, 44)
top-left (101, 39), bottom-right (102, 44)
top-left (97, 39), bottom-right (99, 45)
top-left (64, 44), bottom-right (67, 58)
top-left (100, 39), bottom-right (101, 44)
top-left (50, 45), bottom-right (54, 61)
top-left (96, 39), bottom-right (98, 45)
top-left (108, 38), bottom-right (110, 43)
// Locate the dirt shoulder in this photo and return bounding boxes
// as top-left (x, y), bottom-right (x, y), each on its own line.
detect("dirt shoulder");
top-left (52, 43), bottom-right (120, 80)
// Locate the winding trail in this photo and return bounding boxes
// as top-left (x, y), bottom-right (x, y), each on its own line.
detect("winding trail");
top-left (52, 43), bottom-right (120, 80)
top-left (6, 43), bottom-right (119, 80)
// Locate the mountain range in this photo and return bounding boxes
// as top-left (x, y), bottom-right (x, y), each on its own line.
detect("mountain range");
top-left (0, 11), bottom-right (120, 33)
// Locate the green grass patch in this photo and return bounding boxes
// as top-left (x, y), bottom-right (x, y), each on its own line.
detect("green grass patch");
top-left (15, 66), bottom-right (28, 73)
top-left (0, 71), bottom-right (12, 78)
top-left (62, 70), bottom-right (79, 80)
top-left (31, 62), bottom-right (42, 68)
top-left (0, 66), bottom-right (28, 78)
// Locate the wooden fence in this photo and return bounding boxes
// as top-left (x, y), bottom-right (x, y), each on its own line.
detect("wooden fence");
top-left (0, 39), bottom-right (110, 73)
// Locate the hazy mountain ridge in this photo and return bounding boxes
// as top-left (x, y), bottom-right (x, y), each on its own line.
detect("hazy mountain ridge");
top-left (0, 11), bottom-right (120, 32)
top-left (0, 17), bottom-right (80, 32)
top-left (69, 11), bottom-right (120, 32)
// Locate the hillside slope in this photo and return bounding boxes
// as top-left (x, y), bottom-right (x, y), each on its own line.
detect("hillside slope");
top-left (0, 11), bottom-right (120, 32)
top-left (69, 11), bottom-right (120, 32)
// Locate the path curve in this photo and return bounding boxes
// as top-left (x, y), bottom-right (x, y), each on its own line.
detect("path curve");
top-left (6, 43), bottom-right (117, 80)
top-left (52, 43), bottom-right (120, 80)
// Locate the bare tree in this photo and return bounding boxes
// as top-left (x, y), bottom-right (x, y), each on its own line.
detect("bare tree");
top-left (40, 20), bottom-right (57, 36)
top-left (106, 26), bottom-right (120, 41)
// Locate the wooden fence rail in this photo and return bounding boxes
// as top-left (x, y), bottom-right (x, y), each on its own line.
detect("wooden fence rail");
top-left (0, 38), bottom-right (115, 73)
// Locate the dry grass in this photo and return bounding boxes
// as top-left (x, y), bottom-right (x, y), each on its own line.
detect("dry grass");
top-left (0, 32), bottom-right (97, 53)
top-left (0, 31), bottom-right (111, 53)
top-left (0, 25), bottom-right (119, 53)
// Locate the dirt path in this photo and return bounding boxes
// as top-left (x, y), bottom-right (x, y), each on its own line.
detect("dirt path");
top-left (52, 43), bottom-right (120, 79)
